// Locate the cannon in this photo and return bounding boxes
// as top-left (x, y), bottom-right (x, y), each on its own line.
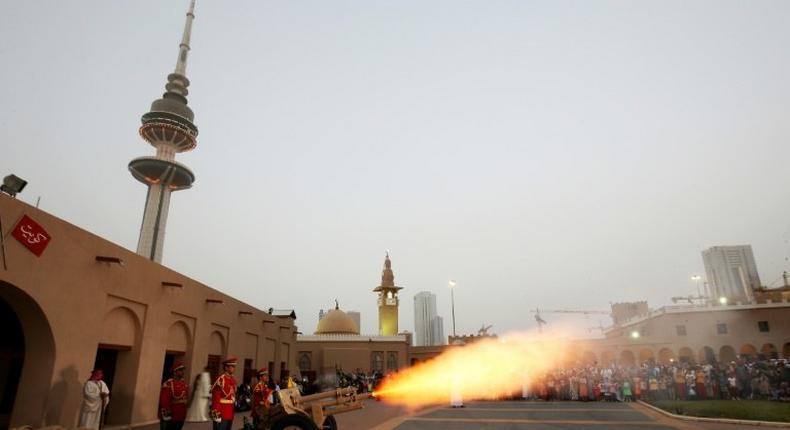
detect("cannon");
top-left (254, 386), bottom-right (373, 430)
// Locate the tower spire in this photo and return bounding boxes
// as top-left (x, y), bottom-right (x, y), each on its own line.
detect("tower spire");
top-left (129, 0), bottom-right (200, 263)
top-left (175, 0), bottom-right (196, 76)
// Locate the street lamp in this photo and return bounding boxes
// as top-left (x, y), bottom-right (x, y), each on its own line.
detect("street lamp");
top-left (719, 296), bottom-right (728, 305)
top-left (449, 280), bottom-right (457, 337)
top-left (691, 275), bottom-right (702, 298)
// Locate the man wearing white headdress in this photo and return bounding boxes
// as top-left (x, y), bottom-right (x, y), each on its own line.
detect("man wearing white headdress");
top-left (78, 369), bottom-right (110, 429)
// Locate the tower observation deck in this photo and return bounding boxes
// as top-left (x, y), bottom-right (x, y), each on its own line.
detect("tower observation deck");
top-left (129, 0), bottom-right (198, 263)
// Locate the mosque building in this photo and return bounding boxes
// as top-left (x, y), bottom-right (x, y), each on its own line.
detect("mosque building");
top-left (296, 254), bottom-right (411, 381)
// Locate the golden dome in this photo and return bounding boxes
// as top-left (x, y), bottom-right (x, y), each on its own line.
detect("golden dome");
top-left (315, 309), bottom-right (359, 335)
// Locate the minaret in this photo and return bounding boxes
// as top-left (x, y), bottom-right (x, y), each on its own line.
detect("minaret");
top-left (373, 252), bottom-right (403, 335)
top-left (129, 0), bottom-right (198, 263)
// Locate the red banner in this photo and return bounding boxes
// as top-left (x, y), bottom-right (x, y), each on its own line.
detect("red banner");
top-left (11, 214), bottom-right (51, 257)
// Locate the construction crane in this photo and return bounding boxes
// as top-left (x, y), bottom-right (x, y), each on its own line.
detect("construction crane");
top-left (477, 324), bottom-right (493, 336)
top-left (532, 308), bottom-right (548, 334)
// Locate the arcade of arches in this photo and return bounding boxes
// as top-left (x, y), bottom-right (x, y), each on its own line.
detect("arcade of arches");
top-left (573, 343), bottom-right (789, 367)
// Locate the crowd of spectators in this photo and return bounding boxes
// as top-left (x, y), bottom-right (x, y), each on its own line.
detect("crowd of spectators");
top-left (523, 357), bottom-right (790, 402)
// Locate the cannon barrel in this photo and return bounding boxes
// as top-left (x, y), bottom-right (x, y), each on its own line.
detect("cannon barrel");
top-left (300, 386), bottom-right (358, 403)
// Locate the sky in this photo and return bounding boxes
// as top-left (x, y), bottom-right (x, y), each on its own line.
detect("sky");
top-left (2, 0), bottom-right (790, 338)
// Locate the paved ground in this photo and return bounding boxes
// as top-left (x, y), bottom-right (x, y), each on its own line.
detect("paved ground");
top-left (129, 400), bottom-right (777, 430)
top-left (373, 400), bottom-right (771, 430)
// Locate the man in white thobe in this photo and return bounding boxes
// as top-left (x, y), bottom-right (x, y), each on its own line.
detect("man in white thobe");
top-left (78, 369), bottom-right (110, 429)
top-left (186, 368), bottom-right (211, 422)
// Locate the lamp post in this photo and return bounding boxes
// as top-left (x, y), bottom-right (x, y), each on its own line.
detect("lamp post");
top-left (691, 275), bottom-right (702, 298)
top-left (449, 280), bottom-right (457, 337)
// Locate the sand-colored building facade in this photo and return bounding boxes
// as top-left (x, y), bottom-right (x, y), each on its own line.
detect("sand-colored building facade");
top-left (0, 194), bottom-right (297, 428)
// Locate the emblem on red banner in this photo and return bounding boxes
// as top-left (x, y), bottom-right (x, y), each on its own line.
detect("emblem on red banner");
top-left (11, 214), bottom-right (51, 257)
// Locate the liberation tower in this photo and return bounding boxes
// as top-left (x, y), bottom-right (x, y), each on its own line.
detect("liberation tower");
top-left (374, 252), bottom-right (403, 335)
top-left (129, 0), bottom-right (199, 263)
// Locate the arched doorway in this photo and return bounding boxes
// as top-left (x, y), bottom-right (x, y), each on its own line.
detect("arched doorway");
top-left (760, 344), bottom-right (777, 359)
top-left (98, 306), bottom-right (142, 426)
top-left (678, 347), bottom-right (694, 364)
top-left (638, 348), bottom-right (655, 365)
top-left (600, 351), bottom-right (615, 366)
top-left (740, 344), bottom-right (757, 360)
top-left (207, 331), bottom-right (226, 381)
top-left (700, 346), bottom-right (716, 364)
top-left (619, 350), bottom-right (636, 366)
top-left (0, 282), bottom-right (56, 428)
top-left (162, 321), bottom-right (191, 383)
top-left (0, 297), bottom-right (24, 428)
top-left (581, 351), bottom-right (597, 366)
top-left (719, 345), bottom-right (736, 363)
top-left (658, 348), bottom-right (675, 365)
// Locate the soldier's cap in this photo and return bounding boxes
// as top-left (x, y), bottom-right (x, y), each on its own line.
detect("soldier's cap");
top-left (222, 357), bottom-right (238, 366)
top-left (257, 367), bottom-right (269, 376)
top-left (171, 362), bottom-right (185, 372)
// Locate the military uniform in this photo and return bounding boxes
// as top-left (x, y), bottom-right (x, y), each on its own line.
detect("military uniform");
top-left (159, 362), bottom-right (189, 430)
top-left (251, 367), bottom-right (273, 427)
top-left (211, 357), bottom-right (237, 430)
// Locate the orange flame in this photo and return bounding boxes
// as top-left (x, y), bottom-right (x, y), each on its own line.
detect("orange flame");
top-left (375, 332), bottom-right (572, 408)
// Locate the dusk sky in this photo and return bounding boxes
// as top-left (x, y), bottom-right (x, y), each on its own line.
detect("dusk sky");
top-left (2, 0), bottom-right (789, 338)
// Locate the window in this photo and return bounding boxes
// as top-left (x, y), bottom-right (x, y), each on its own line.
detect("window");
top-left (758, 321), bottom-right (770, 332)
top-left (676, 325), bottom-right (686, 336)
top-left (298, 352), bottom-right (312, 371)
top-left (387, 352), bottom-right (398, 371)
top-left (371, 352), bottom-right (383, 372)
top-left (717, 323), bottom-right (728, 334)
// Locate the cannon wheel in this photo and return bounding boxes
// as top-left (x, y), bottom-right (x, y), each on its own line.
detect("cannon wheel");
top-left (270, 413), bottom-right (319, 430)
top-left (320, 415), bottom-right (337, 430)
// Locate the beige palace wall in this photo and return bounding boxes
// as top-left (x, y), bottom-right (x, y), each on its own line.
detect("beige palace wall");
top-left (0, 194), bottom-right (297, 428)
top-left (296, 335), bottom-right (409, 378)
top-left (567, 304), bottom-right (790, 366)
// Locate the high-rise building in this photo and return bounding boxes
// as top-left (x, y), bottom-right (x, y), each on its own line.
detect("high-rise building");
top-left (702, 245), bottom-right (761, 303)
top-left (129, 0), bottom-right (199, 263)
top-left (374, 252), bottom-right (402, 335)
top-left (414, 292), bottom-right (445, 346)
top-left (347, 311), bottom-right (361, 333)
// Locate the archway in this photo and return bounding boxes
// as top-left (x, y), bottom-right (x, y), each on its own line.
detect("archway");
top-left (581, 351), bottom-right (597, 366)
top-left (563, 349), bottom-right (579, 367)
top-left (760, 344), bottom-right (778, 359)
top-left (0, 295), bottom-right (24, 428)
top-left (719, 345), bottom-right (736, 363)
top-left (638, 348), bottom-right (655, 365)
top-left (678, 347), bottom-right (694, 364)
top-left (0, 282), bottom-right (56, 428)
top-left (600, 351), bottom-right (615, 366)
top-left (619, 350), bottom-right (636, 366)
top-left (740, 344), bottom-right (757, 359)
top-left (658, 348), bottom-right (675, 365)
top-left (207, 331), bottom-right (226, 380)
top-left (98, 307), bottom-right (142, 425)
top-left (163, 321), bottom-right (191, 382)
top-left (700, 346), bottom-right (716, 364)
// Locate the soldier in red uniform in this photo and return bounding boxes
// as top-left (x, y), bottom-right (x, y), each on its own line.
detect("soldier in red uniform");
top-left (251, 367), bottom-right (273, 428)
top-left (210, 357), bottom-right (237, 430)
top-left (159, 362), bottom-right (189, 430)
